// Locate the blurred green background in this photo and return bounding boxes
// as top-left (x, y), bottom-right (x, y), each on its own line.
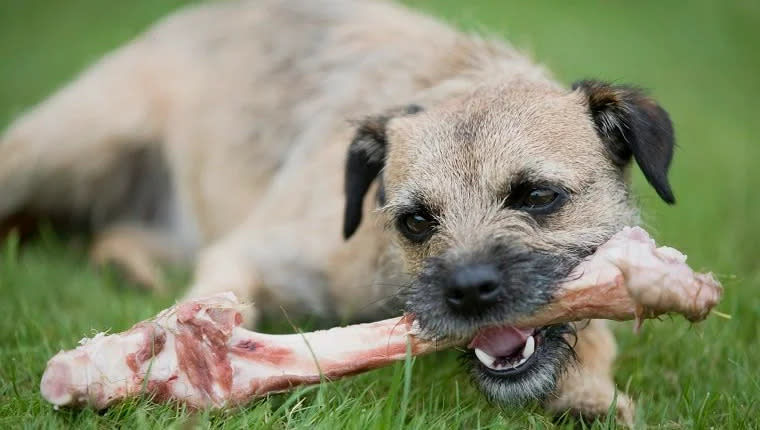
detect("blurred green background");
top-left (0, 0), bottom-right (758, 428)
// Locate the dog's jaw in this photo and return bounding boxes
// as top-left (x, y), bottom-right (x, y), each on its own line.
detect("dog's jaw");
top-left (468, 324), bottom-right (576, 405)
top-left (410, 315), bottom-right (576, 404)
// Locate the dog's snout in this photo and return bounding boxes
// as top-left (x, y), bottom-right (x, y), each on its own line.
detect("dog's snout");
top-left (445, 264), bottom-right (501, 314)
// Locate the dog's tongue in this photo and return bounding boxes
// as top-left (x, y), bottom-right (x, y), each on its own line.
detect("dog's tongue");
top-left (467, 326), bottom-right (533, 357)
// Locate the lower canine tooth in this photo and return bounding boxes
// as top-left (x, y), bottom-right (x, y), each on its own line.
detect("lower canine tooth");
top-left (522, 335), bottom-right (535, 358)
top-left (409, 320), bottom-right (421, 336)
top-left (474, 348), bottom-right (497, 367)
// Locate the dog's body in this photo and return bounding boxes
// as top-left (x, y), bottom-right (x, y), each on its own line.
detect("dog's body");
top-left (1, 0), bottom-right (680, 423)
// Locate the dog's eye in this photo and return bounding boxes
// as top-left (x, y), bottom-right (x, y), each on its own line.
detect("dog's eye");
top-left (525, 188), bottom-right (557, 208)
top-left (516, 186), bottom-right (567, 215)
top-left (400, 213), bottom-right (436, 242)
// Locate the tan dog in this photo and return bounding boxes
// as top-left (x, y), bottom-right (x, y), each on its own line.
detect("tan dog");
top-left (0, 0), bottom-right (678, 423)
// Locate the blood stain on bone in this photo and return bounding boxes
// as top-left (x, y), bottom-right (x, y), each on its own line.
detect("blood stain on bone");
top-left (126, 326), bottom-right (166, 373)
top-left (230, 339), bottom-right (293, 366)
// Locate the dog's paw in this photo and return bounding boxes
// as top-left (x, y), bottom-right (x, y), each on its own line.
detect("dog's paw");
top-left (545, 376), bottom-right (635, 427)
top-left (91, 247), bottom-right (167, 293)
top-left (182, 283), bottom-right (260, 329)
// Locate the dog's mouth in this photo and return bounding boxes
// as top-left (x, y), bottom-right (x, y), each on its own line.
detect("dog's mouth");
top-left (458, 322), bottom-right (574, 404)
top-left (467, 325), bottom-right (541, 374)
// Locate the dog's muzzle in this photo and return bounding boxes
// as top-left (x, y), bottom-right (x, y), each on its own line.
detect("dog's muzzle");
top-left (404, 241), bottom-right (583, 403)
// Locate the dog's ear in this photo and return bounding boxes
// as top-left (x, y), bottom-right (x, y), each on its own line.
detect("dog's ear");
top-left (573, 80), bottom-right (676, 203)
top-left (343, 104), bottom-right (422, 239)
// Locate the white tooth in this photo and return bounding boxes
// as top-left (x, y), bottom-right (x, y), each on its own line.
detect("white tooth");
top-left (522, 336), bottom-right (535, 358)
top-left (474, 348), bottom-right (497, 368)
top-left (516, 357), bottom-right (527, 367)
top-left (409, 320), bottom-right (421, 336)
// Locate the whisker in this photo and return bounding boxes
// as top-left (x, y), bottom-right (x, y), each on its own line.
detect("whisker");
top-left (352, 281), bottom-right (414, 314)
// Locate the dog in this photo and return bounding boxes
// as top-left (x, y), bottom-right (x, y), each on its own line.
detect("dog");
top-left (0, 0), bottom-right (677, 423)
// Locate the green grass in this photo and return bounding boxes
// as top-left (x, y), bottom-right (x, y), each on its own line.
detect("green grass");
top-left (1, 0), bottom-right (758, 428)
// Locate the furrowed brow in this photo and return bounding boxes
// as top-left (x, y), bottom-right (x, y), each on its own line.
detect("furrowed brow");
top-left (378, 189), bottom-right (440, 219)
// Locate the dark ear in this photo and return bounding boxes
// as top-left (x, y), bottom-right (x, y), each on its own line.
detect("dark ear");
top-left (573, 80), bottom-right (676, 203)
top-left (343, 104), bottom-right (422, 239)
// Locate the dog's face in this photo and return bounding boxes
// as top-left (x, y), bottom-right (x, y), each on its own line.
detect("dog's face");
top-left (342, 79), bottom-right (675, 404)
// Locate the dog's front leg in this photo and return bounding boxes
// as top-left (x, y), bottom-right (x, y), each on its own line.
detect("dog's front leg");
top-left (183, 238), bottom-right (263, 327)
top-left (544, 319), bottom-right (635, 426)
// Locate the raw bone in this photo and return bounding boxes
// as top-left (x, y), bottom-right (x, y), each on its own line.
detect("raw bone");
top-left (40, 227), bottom-right (722, 409)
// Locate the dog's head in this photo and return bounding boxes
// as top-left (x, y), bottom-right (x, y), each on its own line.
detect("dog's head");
top-left (342, 79), bottom-right (675, 404)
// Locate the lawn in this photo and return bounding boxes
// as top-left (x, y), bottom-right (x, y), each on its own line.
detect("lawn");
top-left (1, 0), bottom-right (758, 428)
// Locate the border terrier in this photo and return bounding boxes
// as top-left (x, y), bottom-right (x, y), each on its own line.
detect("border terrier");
top-left (0, 0), bottom-right (676, 423)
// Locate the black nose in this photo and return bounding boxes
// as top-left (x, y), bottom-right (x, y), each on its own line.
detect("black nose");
top-left (445, 264), bottom-right (502, 314)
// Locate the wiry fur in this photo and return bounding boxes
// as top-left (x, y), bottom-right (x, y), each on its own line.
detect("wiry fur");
top-left (405, 241), bottom-right (584, 338)
top-left (0, 0), bottom-right (676, 425)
